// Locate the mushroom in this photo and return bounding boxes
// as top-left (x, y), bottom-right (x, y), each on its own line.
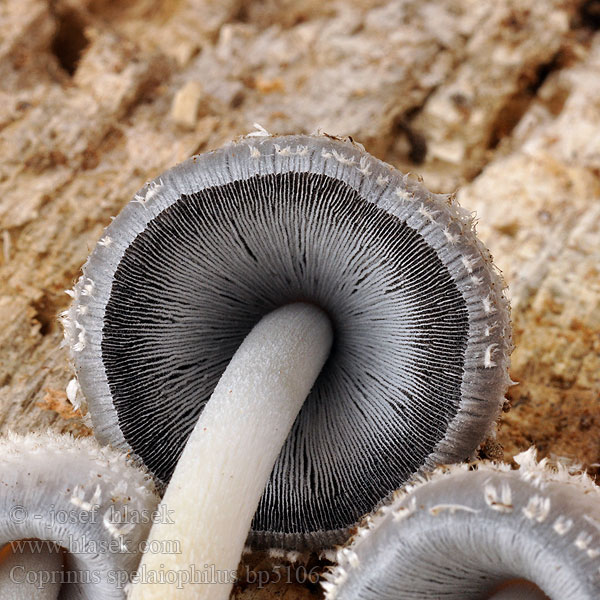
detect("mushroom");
top-left (0, 431), bottom-right (159, 599)
top-left (324, 448), bottom-right (600, 600)
top-left (63, 133), bottom-right (511, 599)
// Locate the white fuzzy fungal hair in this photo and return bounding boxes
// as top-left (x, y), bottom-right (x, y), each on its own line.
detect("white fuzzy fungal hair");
top-left (65, 133), bottom-right (511, 551)
top-left (324, 448), bottom-right (600, 599)
top-left (0, 431), bottom-right (159, 599)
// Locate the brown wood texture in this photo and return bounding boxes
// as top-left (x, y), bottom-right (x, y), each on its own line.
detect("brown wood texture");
top-left (1, 1), bottom-right (599, 598)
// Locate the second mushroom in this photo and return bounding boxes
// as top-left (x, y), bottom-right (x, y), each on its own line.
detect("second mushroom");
top-left (64, 133), bottom-right (511, 599)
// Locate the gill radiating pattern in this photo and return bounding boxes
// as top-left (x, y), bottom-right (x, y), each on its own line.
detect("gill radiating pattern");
top-left (102, 171), bottom-right (468, 541)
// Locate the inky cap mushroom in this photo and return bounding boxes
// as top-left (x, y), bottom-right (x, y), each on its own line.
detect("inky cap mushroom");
top-left (64, 133), bottom-right (511, 597)
top-left (324, 448), bottom-right (600, 600)
top-left (0, 432), bottom-right (159, 599)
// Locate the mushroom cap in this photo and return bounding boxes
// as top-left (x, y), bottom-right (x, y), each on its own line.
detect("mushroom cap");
top-left (0, 432), bottom-right (159, 599)
top-left (65, 133), bottom-right (511, 550)
top-left (324, 448), bottom-right (600, 599)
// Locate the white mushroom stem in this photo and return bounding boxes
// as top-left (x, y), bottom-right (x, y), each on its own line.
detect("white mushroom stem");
top-left (129, 302), bottom-right (333, 600)
top-left (0, 543), bottom-right (63, 599)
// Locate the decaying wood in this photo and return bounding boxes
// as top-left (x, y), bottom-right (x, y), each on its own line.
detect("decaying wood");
top-left (1, 1), bottom-right (599, 598)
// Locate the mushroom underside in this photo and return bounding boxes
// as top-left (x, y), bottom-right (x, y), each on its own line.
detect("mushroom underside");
top-left (0, 433), bottom-right (159, 599)
top-left (78, 163), bottom-right (507, 547)
top-left (326, 460), bottom-right (600, 600)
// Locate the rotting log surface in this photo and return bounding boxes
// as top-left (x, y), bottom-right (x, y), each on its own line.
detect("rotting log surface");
top-left (1, 1), bottom-right (599, 598)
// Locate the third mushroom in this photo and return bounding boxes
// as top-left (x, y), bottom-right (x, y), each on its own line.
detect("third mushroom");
top-left (64, 133), bottom-right (512, 599)
top-left (324, 448), bottom-right (600, 599)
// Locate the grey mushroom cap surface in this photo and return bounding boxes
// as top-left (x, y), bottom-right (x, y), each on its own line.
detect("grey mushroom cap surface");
top-left (324, 448), bottom-right (600, 600)
top-left (0, 432), bottom-right (159, 599)
top-left (65, 133), bottom-right (511, 550)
